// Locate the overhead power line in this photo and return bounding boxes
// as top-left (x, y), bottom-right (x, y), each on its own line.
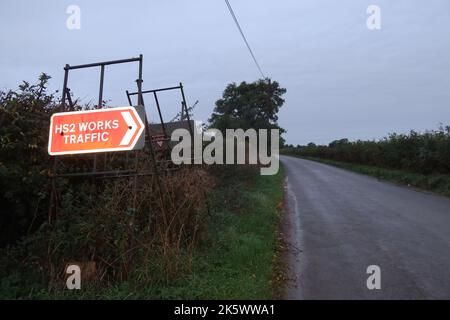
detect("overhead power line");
top-left (224, 0), bottom-right (266, 79)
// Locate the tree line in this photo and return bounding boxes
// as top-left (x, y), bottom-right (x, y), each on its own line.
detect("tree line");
top-left (283, 127), bottom-right (450, 175)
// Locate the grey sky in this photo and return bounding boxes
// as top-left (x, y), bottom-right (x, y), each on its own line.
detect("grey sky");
top-left (0, 0), bottom-right (449, 145)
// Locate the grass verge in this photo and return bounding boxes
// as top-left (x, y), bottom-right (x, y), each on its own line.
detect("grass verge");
top-left (154, 165), bottom-right (286, 299)
top-left (289, 155), bottom-right (450, 197)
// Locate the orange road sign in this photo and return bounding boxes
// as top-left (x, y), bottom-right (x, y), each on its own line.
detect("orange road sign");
top-left (48, 106), bottom-right (145, 155)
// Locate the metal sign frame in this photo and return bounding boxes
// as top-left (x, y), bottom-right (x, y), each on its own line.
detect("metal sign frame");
top-left (53, 55), bottom-right (160, 177)
top-left (49, 55), bottom-right (163, 220)
top-left (125, 83), bottom-right (195, 156)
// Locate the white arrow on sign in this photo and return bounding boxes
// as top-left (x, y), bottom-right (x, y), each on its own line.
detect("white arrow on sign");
top-left (120, 111), bottom-right (140, 146)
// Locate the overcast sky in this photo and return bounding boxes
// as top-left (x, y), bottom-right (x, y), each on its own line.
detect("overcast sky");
top-left (1, 0), bottom-right (449, 145)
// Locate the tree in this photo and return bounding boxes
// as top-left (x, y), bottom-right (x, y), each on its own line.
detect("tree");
top-left (328, 138), bottom-right (349, 148)
top-left (208, 79), bottom-right (286, 135)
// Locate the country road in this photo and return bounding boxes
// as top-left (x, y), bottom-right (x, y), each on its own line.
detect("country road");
top-left (281, 155), bottom-right (450, 299)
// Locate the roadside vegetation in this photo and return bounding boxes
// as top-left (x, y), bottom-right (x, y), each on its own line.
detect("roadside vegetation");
top-left (149, 165), bottom-right (284, 299)
top-left (282, 129), bottom-right (450, 196)
top-left (0, 75), bottom-right (286, 299)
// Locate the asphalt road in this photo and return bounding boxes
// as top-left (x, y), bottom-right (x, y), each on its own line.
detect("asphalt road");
top-left (281, 155), bottom-right (450, 299)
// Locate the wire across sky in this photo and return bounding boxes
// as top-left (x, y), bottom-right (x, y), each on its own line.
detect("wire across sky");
top-left (224, 0), bottom-right (266, 79)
